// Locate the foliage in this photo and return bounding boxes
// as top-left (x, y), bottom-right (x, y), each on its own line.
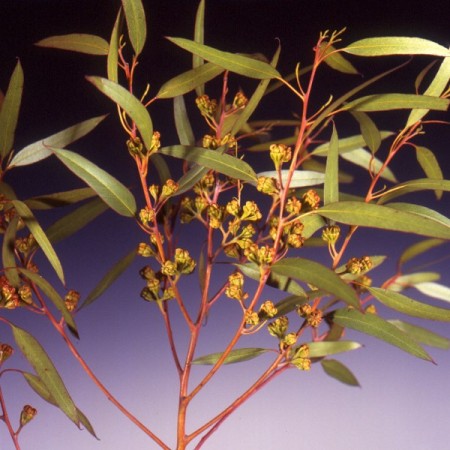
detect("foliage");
top-left (0, 1), bottom-right (449, 448)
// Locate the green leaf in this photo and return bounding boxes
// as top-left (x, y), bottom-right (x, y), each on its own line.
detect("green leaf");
top-left (415, 146), bottom-right (444, 199)
top-left (150, 153), bottom-right (171, 185)
top-left (18, 268), bottom-right (77, 336)
top-left (378, 179), bottom-right (450, 204)
top-left (45, 198), bottom-right (109, 245)
top-left (388, 320), bottom-right (450, 349)
top-left (301, 214), bottom-right (326, 239)
top-left (340, 148), bottom-right (397, 183)
top-left (324, 123), bottom-right (339, 205)
top-left (369, 287), bottom-right (450, 321)
top-left (11, 200), bottom-right (65, 284)
top-left (53, 148), bottom-right (137, 217)
top-left (343, 37), bottom-right (450, 58)
top-left (350, 111), bottom-right (381, 153)
top-left (167, 37), bottom-right (281, 80)
top-left (121, 0), bottom-right (147, 55)
top-left (159, 145), bottom-right (257, 182)
top-left (307, 341), bottom-right (362, 358)
top-left (398, 238), bottom-right (445, 267)
top-left (107, 9), bottom-right (123, 83)
top-left (337, 255), bottom-right (387, 281)
top-left (10, 115), bottom-right (107, 168)
top-left (321, 44), bottom-right (359, 75)
top-left (2, 215), bottom-right (20, 287)
top-left (407, 56), bottom-right (450, 126)
top-left (235, 262), bottom-right (306, 297)
top-left (388, 272), bottom-right (441, 292)
top-left (11, 324), bottom-right (80, 423)
top-left (333, 308), bottom-right (433, 361)
top-left (176, 165), bottom-right (210, 196)
top-left (80, 248), bottom-right (136, 310)
top-left (157, 63), bottom-right (224, 99)
top-left (414, 282), bottom-right (450, 303)
top-left (317, 201), bottom-right (450, 239)
top-left (35, 34), bottom-right (109, 55)
top-left (193, 0), bottom-right (206, 81)
top-left (271, 258), bottom-right (360, 308)
top-left (257, 170), bottom-right (325, 188)
top-left (385, 202), bottom-right (450, 227)
top-left (192, 348), bottom-right (269, 365)
top-left (174, 96), bottom-right (195, 146)
top-left (343, 93), bottom-right (449, 112)
top-left (321, 359), bottom-right (360, 386)
top-left (0, 60), bottom-right (23, 158)
top-left (86, 76), bottom-right (153, 151)
top-left (24, 187), bottom-right (97, 210)
top-left (22, 372), bottom-right (97, 438)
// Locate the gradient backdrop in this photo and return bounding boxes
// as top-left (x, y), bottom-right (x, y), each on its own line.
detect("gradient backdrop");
top-left (0, 1), bottom-right (449, 449)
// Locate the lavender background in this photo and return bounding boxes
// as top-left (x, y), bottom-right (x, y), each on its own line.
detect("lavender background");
top-left (0, 1), bottom-right (449, 449)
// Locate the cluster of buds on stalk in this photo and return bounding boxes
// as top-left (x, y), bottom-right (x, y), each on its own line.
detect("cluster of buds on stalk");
top-left (297, 304), bottom-right (323, 328)
top-left (225, 272), bottom-right (248, 303)
top-left (127, 131), bottom-right (161, 160)
top-left (0, 343), bottom-right (13, 365)
top-left (244, 300), bottom-right (279, 328)
top-left (290, 344), bottom-right (311, 371)
top-left (139, 266), bottom-right (175, 303)
top-left (269, 144), bottom-right (292, 170)
top-left (267, 316), bottom-right (297, 348)
top-left (345, 256), bottom-right (373, 275)
top-left (64, 290), bottom-right (80, 313)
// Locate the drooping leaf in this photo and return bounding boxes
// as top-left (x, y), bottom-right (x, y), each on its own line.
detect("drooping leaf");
top-left (307, 341), bottom-right (362, 358)
top-left (378, 179), bottom-right (450, 204)
top-left (45, 198), bottom-right (109, 245)
top-left (10, 115), bottom-right (107, 168)
top-left (321, 44), bottom-right (359, 75)
top-left (11, 200), bottom-right (65, 284)
top-left (80, 248), bottom-right (136, 310)
top-left (317, 201), bottom-right (450, 239)
top-left (108, 8), bottom-right (123, 83)
top-left (24, 187), bottom-right (97, 210)
top-left (369, 287), bottom-right (450, 321)
top-left (350, 111), bottom-right (381, 153)
top-left (414, 282), bottom-right (450, 303)
top-left (167, 37), bottom-right (281, 80)
top-left (388, 272), bottom-right (441, 292)
top-left (156, 63), bottom-right (224, 98)
top-left (301, 214), bottom-right (326, 239)
top-left (407, 56), bottom-right (450, 126)
top-left (193, 0), bottom-right (206, 96)
top-left (2, 215), bottom-right (20, 287)
top-left (18, 268), bottom-right (77, 336)
top-left (388, 320), bottom-right (450, 349)
top-left (324, 123), bottom-right (339, 205)
top-left (385, 203), bottom-right (450, 227)
top-left (174, 96), bottom-right (195, 146)
top-left (53, 148), bottom-right (137, 217)
top-left (398, 238), bottom-right (445, 267)
top-left (343, 93), bottom-right (449, 113)
top-left (86, 76), bottom-right (153, 151)
top-left (11, 324), bottom-right (80, 424)
top-left (257, 170), bottom-right (325, 188)
top-left (235, 262), bottom-right (306, 297)
top-left (333, 308), bottom-right (433, 361)
top-left (159, 145), bottom-right (257, 182)
top-left (271, 258), bottom-right (360, 308)
top-left (415, 146), bottom-right (444, 199)
top-left (121, 0), bottom-right (147, 55)
top-left (176, 165), bottom-right (210, 196)
top-left (0, 60), bottom-right (23, 158)
top-left (343, 37), bottom-right (450, 58)
top-left (22, 372), bottom-right (97, 438)
top-left (192, 348), bottom-right (269, 365)
top-left (35, 34), bottom-right (109, 55)
top-left (321, 359), bottom-right (360, 386)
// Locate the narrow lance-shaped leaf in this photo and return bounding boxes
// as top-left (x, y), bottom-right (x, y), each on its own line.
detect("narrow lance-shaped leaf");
top-left (121, 0), bottom-right (147, 56)
top-left (24, 187), bottom-right (97, 210)
top-left (53, 148), bottom-right (137, 217)
top-left (18, 268), bottom-right (77, 336)
top-left (414, 282), bottom-right (450, 303)
top-left (192, 348), bottom-right (269, 365)
top-left (271, 257), bottom-right (360, 308)
top-left (378, 179), bottom-right (450, 204)
top-left (22, 372), bottom-right (97, 438)
top-left (321, 44), bottom-right (359, 75)
top-left (9, 115), bottom-right (107, 168)
top-left (369, 287), bottom-right (450, 321)
top-left (388, 320), bottom-right (450, 349)
top-left (257, 170), bottom-right (325, 188)
top-left (86, 76), bottom-right (153, 151)
top-left (333, 308), bottom-right (433, 361)
top-left (324, 123), bottom-right (339, 205)
top-left (35, 34), bottom-right (109, 55)
top-left (159, 145), bottom-right (257, 182)
top-left (385, 203), bottom-right (450, 227)
top-left (11, 324), bottom-right (80, 423)
top-left (0, 60), bottom-right (23, 158)
top-left (415, 146), bottom-right (443, 199)
top-left (2, 215), bottom-right (20, 287)
top-left (307, 341), bottom-right (362, 357)
top-left (321, 359), bottom-right (360, 387)
top-left (398, 238), bottom-right (445, 267)
top-left (107, 8), bottom-right (123, 83)
top-left (343, 37), bottom-right (450, 58)
top-left (193, 0), bottom-right (206, 95)
top-left (11, 200), bottom-right (65, 284)
top-left (167, 37), bottom-right (281, 80)
top-left (174, 96), bottom-right (195, 145)
top-left (80, 248), bottom-right (137, 310)
top-left (388, 272), bottom-right (441, 292)
top-left (350, 111), bottom-right (381, 153)
top-left (317, 201), bottom-right (450, 239)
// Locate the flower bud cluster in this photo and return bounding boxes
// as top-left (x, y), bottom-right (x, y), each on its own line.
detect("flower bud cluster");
top-left (127, 132), bottom-right (161, 159)
top-left (297, 304), bottom-right (323, 328)
top-left (270, 144), bottom-right (292, 170)
top-left (345, 256), bottom-right (372, 275)
top-left (244, 244), bottom-right (275, 267)
top-left (196, 94), bottom-right (217, 118)
top-left (225, 272), bottom-right (248, 302)
top-left (0, 276), bottom-right (20, 309)
top-left (321, 225), bottom-right (341, 244)
top-left (301, 189), bottom-right (321, 210)
top-left (291, 344), bottom-right (311, 371)
top-left (256, 176), bottom-right (278, 196)
top-left (0, 343), bottom-right (13, 364)
top-left (20, 405), bottom-right (37, 427)
top-left (64, 290), bottom-right (80, 313)
top-left (139, 266), bottom-right (175, 302)
top-left (15, 234), bottom-right (36, 255)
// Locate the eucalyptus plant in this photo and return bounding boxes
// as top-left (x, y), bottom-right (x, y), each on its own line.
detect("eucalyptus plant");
top-left (0, 0), bottom-right (449, 449)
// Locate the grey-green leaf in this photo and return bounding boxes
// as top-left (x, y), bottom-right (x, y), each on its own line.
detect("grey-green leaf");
top-left (0, 60), bottom-right (23, 158)
top-left (378, 179), bottom-right (450, 204)
top-left (2, 215), bottom-right (20, 287)
top-left (388, 320), bottom-right (450, 349)
top-left (192, 348), bottom-right (269, 365)
top-left (398, 238), bottom-right (445, 267)
top-left (307, 341), bottom-right (362, 357)
top-left (321, 359), bottom-right (360, 386)
top-left (257, 170), bottom-right (325, 188)
top-left (324, 123), bottom-right (339, 205)
top-left (350, 111), bottom-right (381, 153)
top-left (24, 187), bottom-right (97, 210)
top-left (35, 34), bottom-right (109, 55)
top-left (333, 308), bottom-right (433, 361)
top-left (108, 9), bottom-right (123, 83)
top-left (415, 146), bottom-right (443, 199)
top-left (121, 0), bottom-right (147, 56)
top-left (53, 148), bottom-right (137, 217)
top-left (174, 96), bottom-right (195, 146)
